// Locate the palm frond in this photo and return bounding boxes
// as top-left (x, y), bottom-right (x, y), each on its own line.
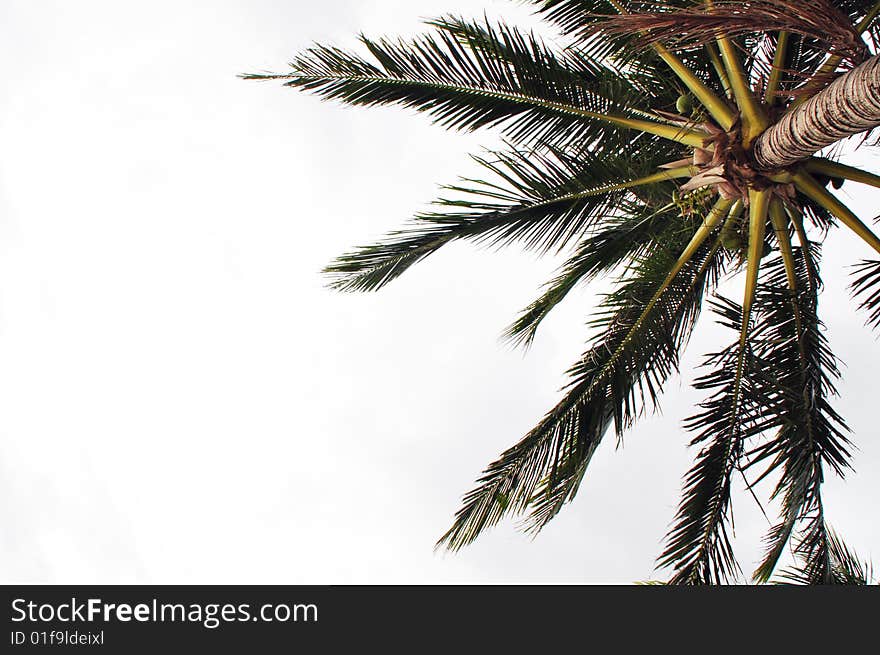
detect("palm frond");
top-left (742, 243), bottom-right (852, 581)
top-left (663, 191), bottom-right (770, 585)
top-left (532, 1), bottom-right (639, 42)
top-left (323, 146), bottom-right (682, 291)
top-left (244, 18), bottom-right (701, 151)
top-left (536, 1), bottom-right (876, 106)
top-left (780, 526), bottom-right (874, 584)
top-left (503, 199), bottom-right (688, 347)
top-left (534, 1), bottom-right (738, 128)
top-left (591, 2), bottom-right (868, 64)
top-left (773, 30), bottom-right (849, 100)
top-left (438, 211), bottom-right (724, 550)
top-left (430, 14), bottom-right (696, 127)
top-left (850, 259), bottom-right (880, 330)
top-left (763, 31), bottom-right (789, 104)
top-left (660, 298), bottom-right (754, 585)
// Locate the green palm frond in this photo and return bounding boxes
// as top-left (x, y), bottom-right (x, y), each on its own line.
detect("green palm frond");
top-left (783, 515), bottom-right (836, 584)
top-left (523, 241), bottom-right (725, 533)
top-left (438, 213), bottom-right (724, 550)
top-left (428, 15), bottom-right (693, 128)
top-left (780, 526), bottom-right (874, 584)
top-left (532, 1), bottom-right (636, 41)
top-left (244, 18), bottom-right (700, 151)
top-left (535, 1), bottom-right (880, 104)
top-left (850, 259), bottom-right (880, 330)
top-left (663, 240), bottom-right (852, 585)
top-left (661, 191), bottom-right (776, 585)
top-left (323, 146), bottom-right (684, 291)
top-left (742, 246), bottom-right (851, 582)
top-left (535, 1), bottom-right (740, 128)
top-left (503, 199), bottom-right (689, 347)
top-left (660, 298), bottom-right (754, 585)
top-left (790, 1), bottom-right (880, 100)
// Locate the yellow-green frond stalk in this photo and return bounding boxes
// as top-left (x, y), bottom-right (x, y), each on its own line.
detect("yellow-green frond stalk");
top-left (706, 42), bottom-right (732, 99)
top-left (720, 200), bottom-right (745, 251)
top-left (706, 1), bottom-right (767, 144)
top-left (586, 111), bottom-right (709, 147)
top-left (665, 197), bottom-right (734, 288)
top-left (793, 172), bottom-right (880, 254)
top-left (602, 197), bottom-right (733, 356)
top-left (805, 158), bottom-right (880, 190)
top-left (579, 198), bottom-right (732, 401)
top-left (770, 199), bottom-right (797, 290)
top-left (764, 32), bottom-right (789, 105)
top-left (741, 190), bottom-right (771, 347)
top-left (785, 203), bottom-right (819, 294)
top-left (653, 43), bottom-right (736, 130)
top-left (608, 0), bottom-right (735, 130)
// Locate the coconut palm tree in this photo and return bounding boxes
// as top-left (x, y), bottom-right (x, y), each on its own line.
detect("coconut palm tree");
top-left (245, 1), bottom-right (880, 584)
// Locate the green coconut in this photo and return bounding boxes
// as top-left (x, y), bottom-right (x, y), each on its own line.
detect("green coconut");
top-left (675, 94), bottom-right (693, 114)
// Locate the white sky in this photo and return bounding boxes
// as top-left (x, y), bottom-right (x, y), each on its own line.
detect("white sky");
top-left (0, 0), bottom-right (877, 584)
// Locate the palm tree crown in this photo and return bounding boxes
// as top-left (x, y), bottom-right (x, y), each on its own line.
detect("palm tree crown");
top-left (246, 0), bottom-right (880, 584)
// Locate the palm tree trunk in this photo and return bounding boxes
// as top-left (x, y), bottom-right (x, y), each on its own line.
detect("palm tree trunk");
top-left (753, 55), bottom-right (880, 170)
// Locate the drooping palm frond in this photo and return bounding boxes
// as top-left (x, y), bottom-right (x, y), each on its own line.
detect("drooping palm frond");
top-left (850, 259), bottom-right (880, 330)
top-left (503, 198), bottom-right (688, 347)
top-left (740, 243), bottom-right (852, 582)
top-left (534, 0), bottom-right (880, 46)
top-left (662, 233), bottom-right (851, 585)
top-left (534, 0), bottom-right (880, 107)
top-left (524, 240), bottom-right (727, 532)
top-left (797, 195), bottom-right (836, 234)
top-left (660, 298), bottom-right (756, 585)
top-left (323, 146), bottom-right (685, 291)
top-left (785, 1), bottom-right (880, 100)
top-left (784, 513), bottom-right (835, 584)
top-left (780, 526), bottom-right (875, 584)
top-left (661, 193), bottom-right (774, 584)
top-left (766, 29), bottom-right (850, 101)
top-left (532, 0), bottom-right (641, 41)
top-left (532, 2), bottom-right (714, 44)
top-left (438, 210), bottom-right (725, 550)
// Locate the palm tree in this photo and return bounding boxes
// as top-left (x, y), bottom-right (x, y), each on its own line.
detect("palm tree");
top-left (245, 1), bottom-right (880, 584)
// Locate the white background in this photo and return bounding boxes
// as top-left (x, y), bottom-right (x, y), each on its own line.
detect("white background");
top-left (1, 0), bottom-right (877, 583)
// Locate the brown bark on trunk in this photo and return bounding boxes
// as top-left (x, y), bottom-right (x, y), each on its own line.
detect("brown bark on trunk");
top-left (753, 55), bottom-right (880, 170)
